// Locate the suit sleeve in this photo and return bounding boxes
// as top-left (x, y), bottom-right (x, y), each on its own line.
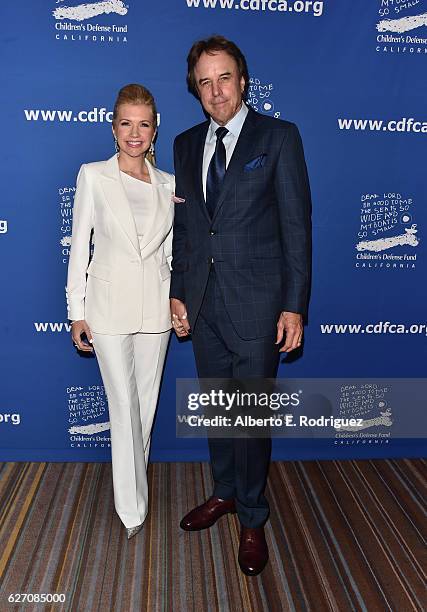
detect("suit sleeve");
top-left (66, 164), bottom-right (95, 321)
top-left (275, 123), bottom-right (312, 317)
top-left (169, 137), bottom-right (188, 302)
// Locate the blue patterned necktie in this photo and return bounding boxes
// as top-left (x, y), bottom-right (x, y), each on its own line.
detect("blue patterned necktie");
top-left (206, 126), bottom-right (228, 218)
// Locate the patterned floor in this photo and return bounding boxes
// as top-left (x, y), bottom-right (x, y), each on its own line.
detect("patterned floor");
top-left (0, 459), bottom-right (425, 611)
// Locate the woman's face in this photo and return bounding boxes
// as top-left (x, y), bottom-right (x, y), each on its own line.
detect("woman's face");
top-left (113, 103), bottom-right (156, 159)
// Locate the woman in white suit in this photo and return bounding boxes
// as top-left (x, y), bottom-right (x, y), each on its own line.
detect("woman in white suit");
top-left (66, 84), bottom-right (174, 538)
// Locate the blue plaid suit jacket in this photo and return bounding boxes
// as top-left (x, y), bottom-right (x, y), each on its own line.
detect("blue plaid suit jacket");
top-left (170, 107), bottom-right (312, 340)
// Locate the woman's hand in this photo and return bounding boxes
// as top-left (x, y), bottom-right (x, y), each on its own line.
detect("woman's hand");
top-left (170, 298), bottom-right (190, 337)
top-left (71, 320), bottom-right (94, 352)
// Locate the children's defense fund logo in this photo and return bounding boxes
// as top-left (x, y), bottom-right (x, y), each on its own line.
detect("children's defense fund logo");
top-left (247, 77), bottom-right (282, 119)
top-left (67, 385), bottom-right (111, 449)
top-left (375, 1), bottom-right (427, 54)
top-left (335, 384), bottom-right (392, 447)
top-left (53, 0), bottom-right (129, 44)
top-left (355, 192), bottom-right (419, 271)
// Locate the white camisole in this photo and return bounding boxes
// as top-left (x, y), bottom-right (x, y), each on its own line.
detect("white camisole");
top-left (120, 171), bottom-right (153, 248)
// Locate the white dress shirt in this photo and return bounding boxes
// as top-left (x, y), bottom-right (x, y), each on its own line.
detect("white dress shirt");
top-left (202, 102), bottom-right (249, 201)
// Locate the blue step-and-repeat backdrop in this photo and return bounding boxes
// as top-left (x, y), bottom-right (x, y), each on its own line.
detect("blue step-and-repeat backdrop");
top-left (0, 1), bottom-right (426, 462)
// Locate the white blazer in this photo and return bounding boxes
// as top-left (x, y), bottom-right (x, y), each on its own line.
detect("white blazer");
top-left (66, 154), bottom-right (174, 334)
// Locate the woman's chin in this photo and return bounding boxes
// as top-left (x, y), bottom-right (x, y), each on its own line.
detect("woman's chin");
top-left (121, 146), bottom-right (145, 157)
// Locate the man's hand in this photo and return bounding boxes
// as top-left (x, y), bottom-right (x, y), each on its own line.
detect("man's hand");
top-left (276, 311), bottom-right (303, 353)
top-left (170, 298), bottom-right (191, 337)
top-left (71, 320), bottom-right (94, 352)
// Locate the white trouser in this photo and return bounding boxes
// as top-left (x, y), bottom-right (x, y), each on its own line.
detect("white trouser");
top-left (92, 330), bottom-right (170, 528)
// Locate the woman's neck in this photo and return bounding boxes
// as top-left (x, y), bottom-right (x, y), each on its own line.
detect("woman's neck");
top-left (118, 153), bottom-right (149, 178)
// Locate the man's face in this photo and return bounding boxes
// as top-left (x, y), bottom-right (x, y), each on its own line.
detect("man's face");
top-left (194, 50), bottom-right (245, 126)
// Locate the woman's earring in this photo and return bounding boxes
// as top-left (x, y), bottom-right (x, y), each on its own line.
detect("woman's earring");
top-left (114, 135), bottom-right (119, 153)
top-left (149, 141), bottom-right (155, 156)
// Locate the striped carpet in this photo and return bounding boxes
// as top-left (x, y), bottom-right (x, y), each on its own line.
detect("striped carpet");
top-left (0, 459), bottom-right (425, 611)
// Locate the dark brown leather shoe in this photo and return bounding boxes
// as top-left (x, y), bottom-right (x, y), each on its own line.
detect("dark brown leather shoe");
top-left (180, 496), bottom-right (236, 531)
top-left (238, 527), bottom-right (269, 576)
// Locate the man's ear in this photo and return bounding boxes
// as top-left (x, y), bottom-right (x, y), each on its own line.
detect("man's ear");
top-left (240, 75), bottom-right (245, 94)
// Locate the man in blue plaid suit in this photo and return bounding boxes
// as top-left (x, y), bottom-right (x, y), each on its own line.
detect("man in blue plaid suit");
top-left (170, 36), bottom-right (312, 576)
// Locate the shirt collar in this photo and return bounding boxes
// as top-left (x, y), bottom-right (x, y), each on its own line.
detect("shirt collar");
top-left (207, 102), bottom-right (249, 142)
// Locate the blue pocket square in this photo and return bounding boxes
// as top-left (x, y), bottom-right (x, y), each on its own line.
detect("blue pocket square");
top-left (244, 154), bottom-right (267, 172)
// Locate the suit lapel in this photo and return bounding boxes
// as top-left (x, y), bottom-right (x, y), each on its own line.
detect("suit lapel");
top-left (211, 108), bottom-right (260, 223)
top-left (189, 122), bottom-right (210, 223)
top-left (138, 159), bottom-right (173, 254)
top-left (100, 155), bottom-right (172, 257)
top-left (100, 154), bottom-right (140, 255)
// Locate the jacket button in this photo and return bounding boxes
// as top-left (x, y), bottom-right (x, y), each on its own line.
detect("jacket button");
top-left (210, 230), bottom-right (216, 236)
top-left (207, 257), bottom-right (214, 264)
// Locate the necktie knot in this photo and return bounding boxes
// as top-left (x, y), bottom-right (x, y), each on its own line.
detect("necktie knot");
top-left (215, 126), bottom-right (228, 142)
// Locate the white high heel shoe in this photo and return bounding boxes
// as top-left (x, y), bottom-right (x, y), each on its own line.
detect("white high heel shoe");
top-left (126, 524), bottom-right (143, 540)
